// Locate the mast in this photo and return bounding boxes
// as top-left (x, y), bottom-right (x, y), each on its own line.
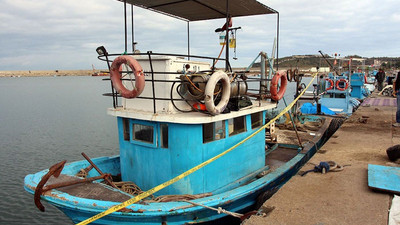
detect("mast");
top-left (225, 0), bottom-right (229, 71)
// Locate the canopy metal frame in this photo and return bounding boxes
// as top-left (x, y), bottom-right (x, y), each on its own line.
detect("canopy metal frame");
top-left (119, 0), bottom-right (279, 71)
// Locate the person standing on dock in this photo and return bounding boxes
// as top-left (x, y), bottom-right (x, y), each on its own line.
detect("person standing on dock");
top-left (393, 71), bottom-right (400, 127)
top-left (376, 68), bottom-right (386, 91)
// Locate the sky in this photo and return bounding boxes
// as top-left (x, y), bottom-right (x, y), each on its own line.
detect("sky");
top-left (1, 0), bottom-right (399, 71)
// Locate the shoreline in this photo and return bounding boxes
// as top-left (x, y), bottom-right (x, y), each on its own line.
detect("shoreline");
top-left (0, 68), bottom-right (316, 78)
top-left (0, 70), bottom-right (95, 77)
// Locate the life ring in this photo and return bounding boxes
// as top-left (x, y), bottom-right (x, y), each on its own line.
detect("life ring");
top-left (326, 78), bottom-right (334, 90)
top-left (336, 79), bottom-right (349, 91)
top-left (204, 71), bottom-right (231, 115)
top-left (270, 70), bottom-right (288, 101)
top-left (110, 55), bottom-right (145, 99)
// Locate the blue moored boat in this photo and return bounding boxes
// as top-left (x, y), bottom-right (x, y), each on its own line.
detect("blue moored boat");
top-left (299, 56), bottom-right (372, 116)
top-left (24, 1), bottom-right (337, 224)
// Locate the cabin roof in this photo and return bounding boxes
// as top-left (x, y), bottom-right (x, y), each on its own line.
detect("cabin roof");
top-left (118, 0), bottom-right (277, 21)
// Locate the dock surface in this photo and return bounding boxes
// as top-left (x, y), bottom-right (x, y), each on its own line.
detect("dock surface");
top-left (245, 94), bottom-right (400, 225)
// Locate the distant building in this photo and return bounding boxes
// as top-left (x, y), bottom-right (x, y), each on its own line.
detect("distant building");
top-left (310, 67), bottom-right (330, 72)
top-left (374, 59), bottom-right (382, 67)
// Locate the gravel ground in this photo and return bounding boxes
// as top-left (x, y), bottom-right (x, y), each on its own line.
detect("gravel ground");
top-left (244, 94), bottom-right (400, 225)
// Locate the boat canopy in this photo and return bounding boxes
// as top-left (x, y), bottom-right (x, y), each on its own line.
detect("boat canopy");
top-left (117, 0), bottom-right (278, 21)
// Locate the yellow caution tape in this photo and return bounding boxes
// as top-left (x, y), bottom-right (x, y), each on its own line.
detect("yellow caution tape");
top-left (77, 73), bottom-right (318, 225)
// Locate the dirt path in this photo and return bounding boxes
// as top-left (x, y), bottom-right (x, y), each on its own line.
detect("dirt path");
top-left (244, 95), bottom-right (399, 225)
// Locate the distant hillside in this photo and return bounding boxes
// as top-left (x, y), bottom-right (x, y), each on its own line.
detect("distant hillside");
top-left (254, 55), bottom-right (400, 70)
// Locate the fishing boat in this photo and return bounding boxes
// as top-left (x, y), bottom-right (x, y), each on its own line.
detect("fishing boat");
top-left (299, 54), bottom-right (370, 116)
top-left (24, 1), bottom-right (338, 224)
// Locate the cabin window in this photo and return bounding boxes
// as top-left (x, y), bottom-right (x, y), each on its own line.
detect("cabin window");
top-left (123, 118), bottom-right (130, 141)
top-left (228, 116), bottom-right (246, 136)
top-left (203, 120), bottom-right (226, 143)
top-left (132, 123), bottom-right (154, 144)
top-left (160, 124), bottom-right (168, 148)
top-left (251, 112), bottom-right (263, 129)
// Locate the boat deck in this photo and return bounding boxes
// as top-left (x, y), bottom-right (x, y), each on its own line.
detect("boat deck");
top-left (244, 94), bottom-right (400, 225)
top-left (265, 146), bottom-right (299, 168)
top-left (46, 175), bottom-right (132, 202)
top-left (265, 121), bottom-right (323, 169)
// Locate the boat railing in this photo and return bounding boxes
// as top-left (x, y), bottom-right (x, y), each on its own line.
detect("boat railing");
top-left (98, 51), bottom-right (271, 113)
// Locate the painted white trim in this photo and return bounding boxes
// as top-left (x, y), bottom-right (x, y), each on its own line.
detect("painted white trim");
top-left (107, 101), bottom-right (277, 124)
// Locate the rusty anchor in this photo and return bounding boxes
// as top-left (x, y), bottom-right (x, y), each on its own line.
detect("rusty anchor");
top-left (34, 160), bottom-right (66, 212)
top-left (34, 160), bottom-right (112, 212)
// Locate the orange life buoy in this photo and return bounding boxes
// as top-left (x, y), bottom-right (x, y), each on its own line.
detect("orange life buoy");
top-left (270, 70), bottom-right (288, 101)
top-left (364, 75), bottom-right (367, 83)
top-left (326, 78), bottom-right (334, 90)
top-left (110, 55), bottom-right (145, 99)
top-left (336, 79), bottom-right (349, 91)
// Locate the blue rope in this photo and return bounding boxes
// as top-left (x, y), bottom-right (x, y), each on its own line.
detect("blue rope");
top-left (301, 161), bottom-right (330, 176)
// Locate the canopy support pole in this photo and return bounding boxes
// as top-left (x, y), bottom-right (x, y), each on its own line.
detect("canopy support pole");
top-left (124, 0), bottom-right (128, 53)
top-left (131, 5), bottom-right (135, 52)
top-left (187, 21), bottom-right (190, 60)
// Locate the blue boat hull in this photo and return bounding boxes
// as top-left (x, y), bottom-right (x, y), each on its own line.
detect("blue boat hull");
top-left (24, 118), bottom-right (334, 225)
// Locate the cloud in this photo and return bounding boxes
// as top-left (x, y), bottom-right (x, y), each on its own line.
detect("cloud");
top-left (0, 0), bottom-right (399, 70)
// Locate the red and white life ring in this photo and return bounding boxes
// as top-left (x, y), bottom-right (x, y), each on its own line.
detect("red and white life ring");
top-left (110, 55), bottom-right (145, 99)
top-left (326, 78), bottom-right (334, 90)
top-left (270, 70), bottom-right (288, 101)
top-left (204, 71), bottom-right (231, 115)
top-left (336, 79), bottom-right (349, 91)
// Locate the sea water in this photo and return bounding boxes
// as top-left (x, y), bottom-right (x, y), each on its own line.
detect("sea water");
top-left (0, 76), bottom-right (117, 224)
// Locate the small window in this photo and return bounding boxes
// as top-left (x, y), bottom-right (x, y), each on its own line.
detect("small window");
top-left (132, 123), bottom-right (154, 144)
top-left (228, 116), bottom-right (246, 136)
top-left (203, 120), bottom-right (226, 143)
top-left (215, 120), bottom-right (226, 140)
top-left (251, 112), bottom-right (263, 129)
top-left (123, 118), bottom-right (130, 141)
top-left (160, 124), bottom-right (168, 148)
top-left (203, 123), bottom-right (214, 143)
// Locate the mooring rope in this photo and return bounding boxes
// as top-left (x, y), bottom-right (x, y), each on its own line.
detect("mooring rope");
top-left (182, 200), bottom-right (244, 218)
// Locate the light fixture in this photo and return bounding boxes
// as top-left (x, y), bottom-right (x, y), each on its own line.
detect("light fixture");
top-left (96, 46), bottom-right (108, 56)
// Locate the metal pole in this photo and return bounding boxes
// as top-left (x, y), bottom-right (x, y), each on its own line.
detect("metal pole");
top-left (268, 38), bottom-right (276, 91)
top-left (282, 96), bottom-right (302, 147)
top-left (81, 152), bottom-right (118, 189)
top-left (148, 51), bottom-right (157, 114)
top-left (131, 5), bottom-right (135, 52)
top-left (319, 50), bottom-right (339, 76)
top-left (124, 0), bottom-right (127, 53)
top-left (276, 12), bottom-right (279, 70)
top-left (225, 0), bottom-right (229, 71)
top-left (187, 21), bottom-right (190, 60)
top-left (260, 52), bottom-right (266, 96)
